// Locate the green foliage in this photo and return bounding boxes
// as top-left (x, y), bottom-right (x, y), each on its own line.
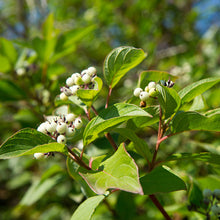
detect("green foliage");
top-left (80, 144), bottom-right (143, 195)
top-left (0, 2), bottom-right (220, 219)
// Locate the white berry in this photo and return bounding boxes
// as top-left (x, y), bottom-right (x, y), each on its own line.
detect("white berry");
top-left (69, 85), bottom-right (80, 95)
top-left (145, 86), bottom-right (149, 92)
top-left (139, 91), bottom-right (150, 101)
top-left (34, 153), bottom-right (45, 159)
top-left (75, 75), bottom-right (84, 85)
top-left (57, 135), bottom-right (66, 144)
top-left (66, 113), bottom-right (76, 122)
top-left (66, 127), bottom-right (75, 137)
top-left (37, 123), bottom-right (47, 134)
top-left (60, 92), bottom-right (68, 101)
top-left (71, 73), bottom-right (81, 83)
top-left (149, 88), bottom-right (158, 97)
top-left (82, 73), bottom-right (91, 84)
top-left (74, 118), bottom-right (83, 129)
top-left (148, 81), bottom-right (156, 90)
top-left (56, 123), bottom-right (67, 134)
top-left (133, 88), bottom-right (143, 97)
top-left (87, 66), bottom-right (96, 76)
top-left (46, 122), bottom-right (57, 133)
top-left (66, 77), bottom-right (75, 87)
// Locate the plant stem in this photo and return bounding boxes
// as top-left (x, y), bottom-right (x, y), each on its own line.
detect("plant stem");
top-left (91, 105), bottom-right (98, 115)
top-left (105, 133), bottom-right (118, 151)
top-left (67, 146), bottom-right (91, 170)
top-left (105, 87), bottom-right (112, 108)
top-left (85, 108), bottom-right (91, 120)
top-left (149, 195), bottom-right (172, 220)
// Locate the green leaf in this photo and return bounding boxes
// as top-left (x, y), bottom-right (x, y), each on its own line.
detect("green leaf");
top-left (179, 77), bottom-right (220, 104)
top-left (140, 166), bottom-right (186, 195)
top-left (165, 152), bottom-right (220, 165)
top-left (138, 70), bottom-right (177, 88)
top-left (0, 128), bottom-right (67, 159)
top-left (71, 195), bottom-right (105, 220)
top-left (80, 144), bottom-right (143, 195)
top-left (83, 103), bottom-right (152, 146)
top-left (0, 79), bottom-right (26, 101)
top-left (103, 46), bottom-right (146, 88)
top-left (76, 77), bottom-right (103, 107)
top-left (171, 111), bottom-right (220, 133)
top-left (0, 54), bottom-right (11, 72)
top-left (42, 13), bottom-right (55, 39)
top-left (157, 84), bottom-right (181, 119)
top-left (0, 38), bottom-right (17, 65)
top-left (189, 95), bottom-right (206, 111)
top-left (113, 128), bottom-right (152, 161)
top-left (188, 182), bottom-right (203, 208)
top-left (66, 157), bottom-right (96, 197)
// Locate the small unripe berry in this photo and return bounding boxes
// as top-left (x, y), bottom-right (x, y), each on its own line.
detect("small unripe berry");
top-left (148, 81), bottom-right (156, 90)
top-left (34, 153), bottom-right (45, 159)
top-left (149, 88), bottom-right (158, 97)
top-left (56, 123), bottom-right (67, 134)
top-left (60, 92), bottom-right (68, 101)
top-left (66, 127), bottom-right (75, 137)
top-left (69, 85), bottom-right (80, 95)
top-left (213, 189), bottom-right (220, 198)
top-left (133, 88), bottom-right (143, 97)
top-left (46, 122), bottom-right (57, 133)
top-left (66, 77), bottom-right (75, 87)
top-left (211, 205), bottom-right (220, 215)
top-left (57, 135), bottom-right (66, 144)
top-left (75, 75), bottom-right (84, 85)
top-left (82, 73), bottom-right (91, 84)
top-left (87, 66), bottom-right (96, 76)
top-left (203, 189), bottom-right (212, 198)
top-left (145, 86), bottom-right (149, 92)
top-left (71, 73), bottom-right (81, 83)
top-left (139, 91), bottom-right (150, 101)
top-left (66, 113), bottom-right (76, 123)
top-left (16, 67), bottom-right (26, 76)
top-left (74, 118), bottom-right (83, 129)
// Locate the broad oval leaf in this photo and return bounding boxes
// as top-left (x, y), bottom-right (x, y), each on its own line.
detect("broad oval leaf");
top-left (0, 128), bottom-right (67, 159)
top-left (71, 195), bottom-right (105, 220)
top-left (103, 46), bottom-right (147, 88)
top-left (138, 70), bottom-right (177, 88)
top-left (171, 111), bottom-right (220, 133)
top-left (165, 152), bottom-right (220, 165)
top-left (80, 144), bottom-right (143, 195)
top-left (76, 77), bottom-right (103, 107)
top-left (83, 103), bottom-right (152, 146)
top-left (157, 84), bottom-right (181, 119)
top-left (140, 166), bottom-right (186, 195)
top-left (179, 77), bottom-right (220, 104)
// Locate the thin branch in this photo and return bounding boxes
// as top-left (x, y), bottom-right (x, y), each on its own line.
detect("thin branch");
top-left (105, 87), bottom-right (112, 108)
top-left (67, 146), bottom-right (91, 170)
top-left (105, 133), bottom-right (118, 151)
top-left (149, 194), bottom-right (172, 220)
top-left (91, 105), bottom-right (98, 115)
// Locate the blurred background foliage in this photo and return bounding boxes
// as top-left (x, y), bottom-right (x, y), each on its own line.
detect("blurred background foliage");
top-left (0, 0), bottom-right (219, 219)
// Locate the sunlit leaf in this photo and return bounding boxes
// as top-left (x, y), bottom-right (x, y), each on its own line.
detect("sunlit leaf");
top-left (80, 144), bottom-right (143, 195)
top-left (83, 103), bottom-right (152, 146)
top-left (104, 46), bottom-right (146, 88)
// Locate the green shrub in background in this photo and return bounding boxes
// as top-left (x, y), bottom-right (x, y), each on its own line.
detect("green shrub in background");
top-left (0, 1), bottom-right (220, 219)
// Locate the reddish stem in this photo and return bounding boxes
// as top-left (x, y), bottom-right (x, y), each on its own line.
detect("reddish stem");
top-left (149, 195), bottom-right (172, 220)
top-left (91, 105), bottom-right (98, 115)
top-left (105, 87), bottom-right (112, 108)
top-left (105, 133), bottom-right (118, 151)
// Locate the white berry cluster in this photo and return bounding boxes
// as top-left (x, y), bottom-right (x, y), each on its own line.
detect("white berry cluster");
top-left (60, 66), bottom-right (97, 101)
top-left (133, 81), bottom-right (158, 102)
top-left (34, 113), bottom-right (83, 159)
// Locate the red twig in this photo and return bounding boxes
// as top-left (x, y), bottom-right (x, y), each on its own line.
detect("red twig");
top-left (105, 87), bottom-right (112, 108)
top-left (149, 195), bottom-right (172, 220)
